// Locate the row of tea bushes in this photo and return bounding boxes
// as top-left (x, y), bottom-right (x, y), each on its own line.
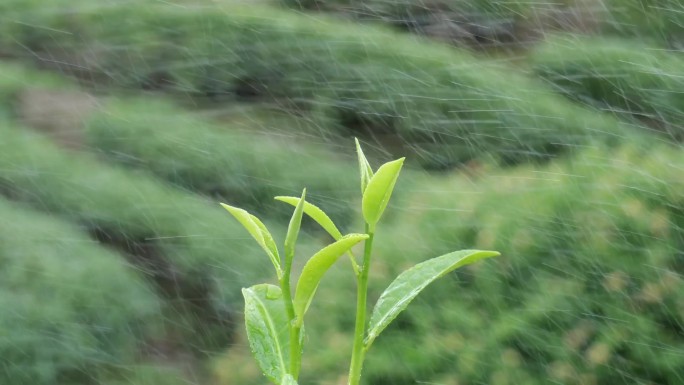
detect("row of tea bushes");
top-left (282, 0), bottom-right (595, 44)
top-left (0, 2), bottom-right (634, 168)
top-left (0, 62), bottom-right (357, 224)
top-left (603, 0), bottom-right (683, 45)
top-left (0, 118), bottom-right (277, 353)
top-left (532, 36), bottom-right (684, 141)
top-left (218, 140), bottom-right (684, 384)
top-left (0, 197), bottom-right (165, 385)
top-left (85, 99), bottom-right (358, 224)
top-left (284, 0), bottom-right (680, 48)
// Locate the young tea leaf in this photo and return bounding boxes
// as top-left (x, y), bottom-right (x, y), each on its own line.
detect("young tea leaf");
top-left (275, 196), bottom-right (343, 240)
top-left (361, 157), bottom-right (405, 231)
top-left (284, 189), bottom-right (307, 269)
top-left (294, 234), bottom-right (369, 324)
top-left (251, 215), bottom-right (281, 265)
top-left (365, 250), bottom-right (500, 348)
top-left (221, 203), bottom-right (281, 274)
top-left (355, 138), bottom-right (374, 194)
top-left (242, 284), bottom-right (291, 384)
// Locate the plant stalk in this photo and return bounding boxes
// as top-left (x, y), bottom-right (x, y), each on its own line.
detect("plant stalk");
top-left (348, 226), bottom-right (374, 385)
top-left (280, 270), bottom-right (301, 378)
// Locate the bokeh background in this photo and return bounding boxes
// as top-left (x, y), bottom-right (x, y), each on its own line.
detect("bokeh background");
top-left (0, 0), bottom-right (682, 384)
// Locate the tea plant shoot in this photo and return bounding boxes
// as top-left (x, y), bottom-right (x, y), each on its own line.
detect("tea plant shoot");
top-left (221, 139), bottom-right (500, 385)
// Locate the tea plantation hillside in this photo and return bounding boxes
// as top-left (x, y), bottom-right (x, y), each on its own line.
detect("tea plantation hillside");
top-left (0, 63), bottom-right (358, 224)
top-left (0, 0), bottom-right (682, 384)
top-left (0, 0), bottom-right (646, 169)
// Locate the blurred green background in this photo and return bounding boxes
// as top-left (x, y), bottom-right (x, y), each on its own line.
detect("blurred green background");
top-left (0, 0), bottom-right (682, 384)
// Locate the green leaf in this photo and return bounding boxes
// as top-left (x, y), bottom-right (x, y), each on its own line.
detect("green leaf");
top-left (294, 234), bottom-right (369, 324)
top-left (355, 138), bottom-right (374, 194)
top-left (281, 374), bottom-right (299, 385)
top-left (362, 157), bottom-right (405, 231)
top-left (251, 215), bottom-right (281, 266)
top-left (221, 203), bottom-right (281, 275)
top-left (284, 189), bottom-right (307, 269)
top-left (275, 196), bottom-right (343, 240)
top-left (242, 284), bottom-right (291, 384)
top-left (365, 250), bottom-right (500, 347)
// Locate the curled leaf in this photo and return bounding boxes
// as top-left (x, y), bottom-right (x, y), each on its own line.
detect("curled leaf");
top-left (366, 250), bottom-right (500, 348)
top-left (355, 138), bottom-right (374, 194)
top-left (362, 157), bottom-right (405, 230)
top-left (284, 189), bottom-right (307, 269)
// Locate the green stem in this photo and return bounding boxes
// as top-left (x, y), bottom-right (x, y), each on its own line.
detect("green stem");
top-left (348, 226), bottom-right (374, 385)
top-left (280, 271), bottom-right (301, 378)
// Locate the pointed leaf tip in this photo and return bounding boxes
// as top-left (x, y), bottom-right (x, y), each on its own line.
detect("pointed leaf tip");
top-left (221, 203), bottom-right (281, 274)
top-left (362, 157), bottom-right (405, 229)
top-left (275, 196), bottom-right (343, 240)
top-left (284, 188), bottom-right (307, 268)
top-left (355, 137), bottom-right (374, 195)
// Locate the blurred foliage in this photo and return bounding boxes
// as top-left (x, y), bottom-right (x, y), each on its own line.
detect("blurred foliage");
top-left (0, 0), bottom-right (682, 384)
top-left (532, 36), bottom-right (684, 141)
top-left (0, 119), bottom-right (277, 353)
top-left (85, 99), bottom-right (357, 225)
top-left (283, 0), bottom-right (581, 48)
top-left (0, 197), bottom-right (164, 385)
top-left (282, 0), bottom-right (540, 20)
top-left (0, 62), bottom-right (358, 224)
top-left (0, 1), bottom-right (637, 169)
top-left (283, 0), bottom-right (682, 48)
top-left (604, 0), bottom-right (684, 46)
